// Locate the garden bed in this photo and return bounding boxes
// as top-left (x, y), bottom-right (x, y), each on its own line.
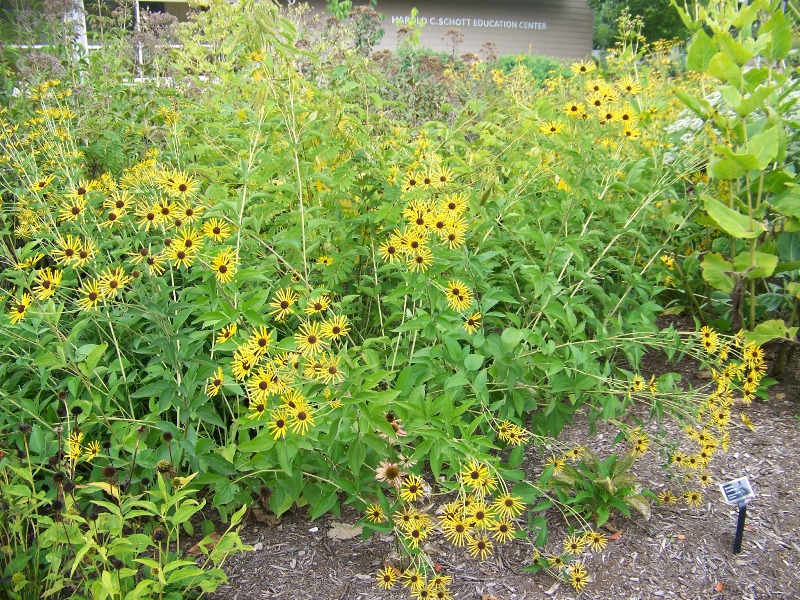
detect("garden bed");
top-left (211, 354), bottom-right (800, 599)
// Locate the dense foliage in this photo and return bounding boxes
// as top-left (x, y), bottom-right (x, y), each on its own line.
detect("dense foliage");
top-left (0, 0), bottom-right (796, 598)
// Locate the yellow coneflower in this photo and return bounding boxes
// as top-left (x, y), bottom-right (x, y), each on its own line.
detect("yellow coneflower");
top-left (7, 291), bottom-right (33, 324)
top-left (206, 368), bottom-right (223, 396)
top-left (444, 279), bottom-right (473, 312)
top-left (269, 287), bottom-right (299, 321)
top-left (570, 59), bottom-right (596, 75)
top-left (98, 266), bottom-right (132, 299)
top-left (76, 279), bottom-right (103, 312)
top-left (540, 120), bottom-right (565, 135)
top-left (33, 267), bottom-right (63, 300)
top-left (211, 248), bottom-right (238, 284)
top-left (202, 218), bottom-right (231, 242)
top-left (294, 321), bottom-right (328, 357)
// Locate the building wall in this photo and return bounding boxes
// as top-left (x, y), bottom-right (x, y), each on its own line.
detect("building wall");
top-left (371, 0), bottom-right (593, 59)
top-left (157, 0), bottom-right (593, 60)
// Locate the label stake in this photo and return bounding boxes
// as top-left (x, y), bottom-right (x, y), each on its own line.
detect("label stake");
top-left (733, 499), bottom-right (747, 554)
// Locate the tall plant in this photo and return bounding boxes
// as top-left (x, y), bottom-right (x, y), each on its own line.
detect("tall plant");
top-left (673, 0), bottom-right (799, 362)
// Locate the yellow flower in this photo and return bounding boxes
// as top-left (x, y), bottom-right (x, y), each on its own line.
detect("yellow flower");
top-left (570, 59), bottom-right (596, 75)
top-left (211, 248), bottom-right (238, 284)
top-left (215, 323), bottom-right (237, 344)
top-left (288, 403), bottom-right (315, 435)
top-left (269, 287), bottom-right (299, 321)
top-left (206, 368), bottom-right (223, 396)
top-left (76, 279), bottom-right (103, 312)
top-left (467, 532), bottom-right (494, 560)
top-left (7, 291), bottom-right (33, 324)
top-left (268, 408), bottom-right (290, 440)
top-left (98, 267), bottom-right (133, 299)
top-left (303, 293), bottom-right (330, 316)
top-left (564, 101), bottom-right (585, 118)
top-left (406, 247), bottom-right (434, 273)
top-left (540, 120), bottom-right (565, 135)
top-left (444, 279), bottom-right (473, 312)
top-left (461, 460), bottom-right (489, 490)
top-left (294, 320), bottom-right (328, 357)
top-left (399, 474), bottom-right (426, 503)
top-left (33, 268), bottom-right (62, 300)
top-left (463, 312), bottom-right (482, 334)
top-left (493, 493), bottom-right (525, 519)
top-left (202, 218), bottom-right (231, 242)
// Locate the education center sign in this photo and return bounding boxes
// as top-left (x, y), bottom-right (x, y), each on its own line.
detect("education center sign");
top-left (372, 0), bottom-right (593, 59)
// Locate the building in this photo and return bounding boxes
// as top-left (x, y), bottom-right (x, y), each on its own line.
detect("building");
top-left (374, 0), bottom-right (593, 58)
top-left (145, 0), bottom-right (594, 59)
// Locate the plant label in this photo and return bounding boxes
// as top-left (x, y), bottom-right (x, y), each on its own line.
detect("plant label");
top-left (719, 476), bottom-right (754, 505)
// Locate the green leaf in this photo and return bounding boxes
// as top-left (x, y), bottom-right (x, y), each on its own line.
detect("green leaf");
top-left (733, 250), bottom-right (779, 279)
top-left (674, 89), bottom-right (710, 119)
top-left (500, 328), bottom-right (525, 352)
top-left (686, 29), bottom-right (716, 72)
top-left (747, 126), bottom-right (779, 169)
top-left (464, 353), bottom-right (484, 371)
top-left (701, 252), bottom-right (734, 293)
top-left (715, 31), bottom-right (754, 66)
top-left (85, 343), bottom-right (108, 374)
top-left (759, 10), bottom-right (792, 61)
top-left (743, 319), bottom-right (799, 347)
top-left (777, 232), bottom-right (800, 262)
top-left (771, 187), bottom-right (800, 219)
top-left (708, 156), bottom-right (745, 180)
top-left (707, 52), bottom-right (740, 82)
top-left (703, 194), bottom-right (766, 239)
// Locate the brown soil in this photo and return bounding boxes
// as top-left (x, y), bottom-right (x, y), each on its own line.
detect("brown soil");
top-left (210, 347), bottom-right (800, 600)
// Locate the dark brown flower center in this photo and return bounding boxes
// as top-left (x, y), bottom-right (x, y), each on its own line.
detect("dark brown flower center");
top-left (332, 326), bottom-right (341, 334)
top-left (71, 206), bottom-right (80, 215)
top-left (88, 292), bottom-right (98, 301)
top-left (307, 335), bottom-right (317, 344)
top-left (213, 226), bottom-right (221, 235)
top-left (178, 183), bottom-right (188, 192)
top-left (177, 251), bottom-right (186, 260)
top-left (218, 264), bottom-right (228, 273)
top-left (77, 187), bottom-right (86, 195)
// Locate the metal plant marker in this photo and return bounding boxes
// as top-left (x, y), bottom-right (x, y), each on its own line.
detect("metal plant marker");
top-left (719, 476), bottom-right (755, 554)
